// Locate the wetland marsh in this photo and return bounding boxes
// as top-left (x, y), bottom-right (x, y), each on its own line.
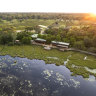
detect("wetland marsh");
top-left (0, 45), bottom-right (96, 95)
top-left (0, 55), bottom-right (96, 96)
top-left (0, 45), bottom-right (96, 78)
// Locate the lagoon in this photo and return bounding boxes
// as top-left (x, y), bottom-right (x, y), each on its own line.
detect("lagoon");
top-left (0, 55), bottom-right (96, 96)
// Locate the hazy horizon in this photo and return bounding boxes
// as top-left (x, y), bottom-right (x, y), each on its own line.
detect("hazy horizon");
top-left (0, 0), bottom-right (95, 13)
top-left (0, 11), bottom-right (90, 13)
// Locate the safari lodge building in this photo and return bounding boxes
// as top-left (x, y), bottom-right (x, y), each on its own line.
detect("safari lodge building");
top-left (51, 41), bottom-right (70, 51)
top-left (35, 38), bottom-right (46, 44)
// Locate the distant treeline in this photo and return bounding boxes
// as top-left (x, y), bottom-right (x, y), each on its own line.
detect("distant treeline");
top-left (0, 13), bottom-right (89, 20)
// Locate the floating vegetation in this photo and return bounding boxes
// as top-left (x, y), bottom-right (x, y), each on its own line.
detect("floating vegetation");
top-left (42, 88), bottom-right (47, 91)
top-left (64, 59), bottom-right (69, 65)
top-left (0, 45), bottom-right (96, 78)
top-left (56, 72), bottom-right (63, 82)
top-left (14, 60), bottom-right (17, 63)
top-left (42, 69), bottom-right (53, 80)
top-left (86, 76), bottom-right (96, 82)
top-left (85, 67), bottom-right (96, 74)
top-left (70, 79), bottom-right (80, 88)
top-left (0, 62), bottom-right (8, 68)
top-left (47, 57), bottom-right (58, 60)
top-left (11, 63), bottom-right (17, 66)
top-left (0, 55), bottom-right (96, 96)
top-left (42, 69), bottom-right (80, 88)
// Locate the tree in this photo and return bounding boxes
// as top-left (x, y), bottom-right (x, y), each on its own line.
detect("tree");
top-left (46, 37), bottom-right (52, 44)
top-left (0, 27), bottom-right (14, 44)
top-left (0, 33), bottom-right (13, 44)
top-left (25, 26), bottom-right (34, 32)
top-left (12, 32), bottom-right (17, 45)
top-left (56, 35), bottom-right (61, 41)
top-left (16, 32), bottom-right (24, 40)
top-left (74, 41), bottom-right (86, 50)
top-left (84, 37), bottom-right (92, 48)
top-left (92, 36), bottom-right (96, 47)
top-left (69, 37), bottom-right (76, 46)
top-left (21, 37), bottom-right (31, 44)
top-left (34, 26), bottom-right (41, 34)
top-left (16, 31), bottom-right (31, 41)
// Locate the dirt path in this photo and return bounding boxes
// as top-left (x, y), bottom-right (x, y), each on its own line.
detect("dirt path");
top-left (70, 48), bottom-right (96, 56)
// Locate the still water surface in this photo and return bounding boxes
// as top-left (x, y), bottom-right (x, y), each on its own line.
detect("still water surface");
top-left (0, 55), bottom-right (96, 96)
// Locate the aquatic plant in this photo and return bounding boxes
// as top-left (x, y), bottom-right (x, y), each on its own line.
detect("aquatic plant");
top-left (0, 45), bottom-right (96, 78)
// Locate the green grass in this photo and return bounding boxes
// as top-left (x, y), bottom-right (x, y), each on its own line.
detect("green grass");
top-left (0, 19), bottom-right (55, 30)
top-left (0, 45), bottom-right (72, 64)
top-left (0, 45), bottom-right (96, 78)
top-left (66, 52), bottom-right (96, 78)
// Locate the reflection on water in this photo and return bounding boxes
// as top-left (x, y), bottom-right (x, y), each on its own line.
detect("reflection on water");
top-left (0, 55), bottom-right (96, 96)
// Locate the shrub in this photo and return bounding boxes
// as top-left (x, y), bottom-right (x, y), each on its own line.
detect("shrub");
top-left (8, 42), bottom-right (14, 46)
top-left (73, 41), bottom-right (86, 50)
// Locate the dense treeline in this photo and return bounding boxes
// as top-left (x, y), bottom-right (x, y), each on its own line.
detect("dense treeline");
top-left (38, 25), bottom-right (96, 53)
top-left (0, 25), bottom-right (96, 53)
top-left (0, 27), bottom-right (32, 45)
top-left (0, 13), bottom-right (88, 20)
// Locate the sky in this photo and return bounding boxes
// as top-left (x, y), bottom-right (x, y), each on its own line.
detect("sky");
top-left (0, 0), bottom-right (96, 13)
